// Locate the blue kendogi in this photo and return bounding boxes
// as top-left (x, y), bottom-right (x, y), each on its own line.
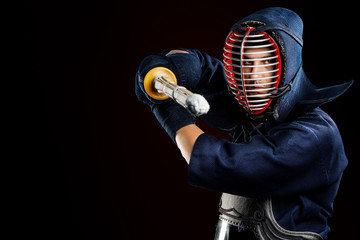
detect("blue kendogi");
top-left (135, 7), bottom-right (353, 239)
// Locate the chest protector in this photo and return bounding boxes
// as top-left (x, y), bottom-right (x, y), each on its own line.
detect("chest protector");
top-left (219, 193), bottom-right (323, 240)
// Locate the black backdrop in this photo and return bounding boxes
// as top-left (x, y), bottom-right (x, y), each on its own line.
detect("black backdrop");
top-left (28, 0), bottom-right (358, 239)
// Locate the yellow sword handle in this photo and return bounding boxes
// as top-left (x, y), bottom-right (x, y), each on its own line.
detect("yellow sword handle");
top-left (143, 67), bottom-right (177, 100)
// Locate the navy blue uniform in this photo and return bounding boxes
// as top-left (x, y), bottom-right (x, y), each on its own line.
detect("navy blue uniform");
top-left (135, 7), bottom-right (353, 239)
top-left (171, 49), bottom-right (348, 238)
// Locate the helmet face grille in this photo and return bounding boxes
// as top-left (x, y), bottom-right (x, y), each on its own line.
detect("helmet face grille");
top-left (223, 27), bottom-right (282, 115)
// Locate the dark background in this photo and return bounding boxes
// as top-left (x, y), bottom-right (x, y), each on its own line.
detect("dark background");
top-left (27, 0), bottom-right (358, 239)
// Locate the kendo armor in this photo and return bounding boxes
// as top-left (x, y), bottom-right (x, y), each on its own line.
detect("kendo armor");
top-left (216, 19), bottom-right (324, 240)
top-left (223, 21), bottom-right (287, 116)
top-left (217, 194), bottom-right (323, 240)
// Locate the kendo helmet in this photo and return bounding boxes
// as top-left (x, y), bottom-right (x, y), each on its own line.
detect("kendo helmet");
top-left (223, 21), bottom-right (286, 115)
top-left (223, 8), bottom-right (352, 121)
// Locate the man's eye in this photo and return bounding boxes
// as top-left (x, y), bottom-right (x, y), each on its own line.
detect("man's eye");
top-left (243, 61), bottom-right (252, 65)
top-left (264, 59), bottom-right (275, 65)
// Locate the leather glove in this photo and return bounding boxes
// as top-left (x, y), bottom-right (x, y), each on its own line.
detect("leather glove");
top-left (134, 51), bottom-right (202, 142)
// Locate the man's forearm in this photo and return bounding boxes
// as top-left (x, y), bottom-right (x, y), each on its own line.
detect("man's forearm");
top-left (175, 124), bottom-right (204, 164)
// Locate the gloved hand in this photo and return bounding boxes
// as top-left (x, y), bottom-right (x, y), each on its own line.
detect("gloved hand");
top-left (135, 50), bottom-right (202, 142)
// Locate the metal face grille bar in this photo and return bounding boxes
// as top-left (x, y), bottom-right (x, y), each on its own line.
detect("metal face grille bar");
top-left (223, 27), bottom-right (282, 115)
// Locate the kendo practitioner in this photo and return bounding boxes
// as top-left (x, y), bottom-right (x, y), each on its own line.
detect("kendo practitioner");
top-left (135, 7), bottom-right (353, 240)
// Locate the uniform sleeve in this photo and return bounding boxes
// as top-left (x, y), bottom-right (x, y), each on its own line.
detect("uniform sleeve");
top-left (163, 48), bottom-right (227, 91)
top-left (160, 48), bottom-right (241, 133)
top-left (186, 49), bottom-right (227, 90)
top-left (184, 49), bottom-right (243, 133)
top-left (188, 110), bottom-right (348, 198)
